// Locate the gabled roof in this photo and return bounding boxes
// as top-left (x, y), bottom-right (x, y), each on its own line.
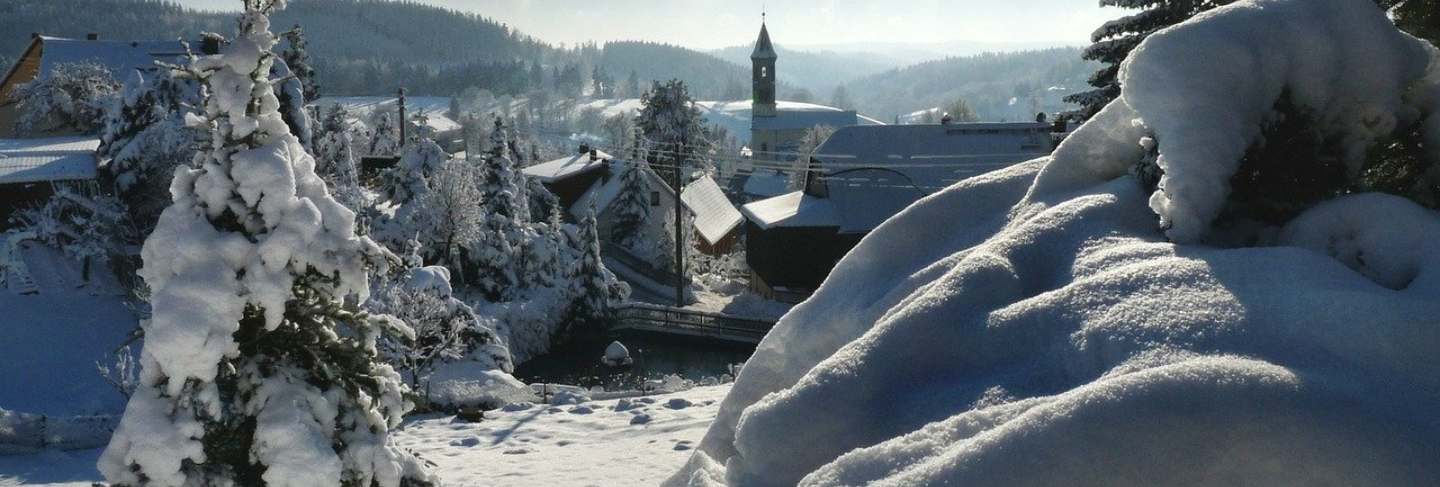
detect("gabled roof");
top-left (751, 23), bottom-right (777, 60)
top-left (570, 159), bottom-right (674, 220)
top-left (811, 123), bottom-right (1053, 233)
top-left (740, 191), bottom-right (839, 230)
top-left (37, 37), bottom-right (186, 76)
top-left (0, 136), bottom-right (100, 185)
top-left (680, 175), bottom-right (744, 245)
top-left (521, 149), bottom-right (612, 183)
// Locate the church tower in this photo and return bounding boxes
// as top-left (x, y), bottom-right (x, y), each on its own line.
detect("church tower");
top-left (751, 19), bottom-right (777, 118)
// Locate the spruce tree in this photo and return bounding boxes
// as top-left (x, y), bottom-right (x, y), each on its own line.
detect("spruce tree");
top-left (610, 161), bottom-right (652, 250)
top-left (281, 24), bottom-right (319, 103)
top-left (567, 207), bottom-right (622, 331)
top-left (469, 117), bottom-right (523, 300)
top-left (1066, 0), bottom-right (1236, 120)
top-left (99, 70), bottom-right (205, 227)
top-left (98, 2), bottom-right (434, 485)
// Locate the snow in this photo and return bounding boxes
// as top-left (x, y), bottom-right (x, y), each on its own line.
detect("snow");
top-left (679, 175), bottom-right (743, 246)
top-left (602, 340), bottom-right (633, 367)
top-left (0, 137), bottom-right (99, 185)
top-left (1114, 0), bottom-right (1440, 242)
top-left (668, 1), bottom-right (1440, 485)
top-left (739, 191), bottom-right (839, 229)
top-left (520, 149), bottom-right (612, 183)
top-left (0, 244), bottom-right (134, 417)
top-left (312, 96), bottom-right (460, 134)
top-left (394, 384), bottom-right (731, 487)
top-left (2, 385), bottom-right (736, 486)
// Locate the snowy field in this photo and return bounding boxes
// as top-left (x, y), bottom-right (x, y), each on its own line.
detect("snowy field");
top-left (0, 385), bottom-right (731, 486)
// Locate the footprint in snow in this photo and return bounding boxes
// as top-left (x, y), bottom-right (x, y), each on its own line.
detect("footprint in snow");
top-left (503, 448), bottom-right (534, 455)
top-left (665, 398), bottom-right (692, 409)
top-left (568, 406), bottom-right (594, 414)
top-left (673, 440), bottom-right (693, 451)
top-left (449, 437), bottom-right (481, 447)
top-left (629, 413), bottom-right (653, 425)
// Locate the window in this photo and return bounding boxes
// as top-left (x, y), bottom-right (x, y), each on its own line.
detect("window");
top-left (651, 191), bottom-right (661, 206)
top-left (761, 66), bottom-right (768, 79)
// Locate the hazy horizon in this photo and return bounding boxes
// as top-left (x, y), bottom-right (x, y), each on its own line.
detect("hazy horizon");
top-left (180, 0), bottom-right (1116, 51)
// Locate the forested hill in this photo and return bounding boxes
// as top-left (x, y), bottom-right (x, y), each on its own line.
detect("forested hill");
top-left (0, 0), bottom-right (753, 99)
top-left (842, 47), bottom-right (1099, 122)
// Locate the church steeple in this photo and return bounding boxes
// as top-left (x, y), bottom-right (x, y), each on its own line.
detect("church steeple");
top-left (751, 17), bottom-right (777, 118)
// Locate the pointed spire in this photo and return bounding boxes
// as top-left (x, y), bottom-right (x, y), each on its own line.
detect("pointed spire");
top-left (751, 16), bottom-right (776, 60)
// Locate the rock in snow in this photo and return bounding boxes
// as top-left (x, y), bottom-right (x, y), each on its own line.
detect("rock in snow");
top-left (602, 340), bottom-right (634, 367)
top-left (667, 0), bottom-right (1440, 485)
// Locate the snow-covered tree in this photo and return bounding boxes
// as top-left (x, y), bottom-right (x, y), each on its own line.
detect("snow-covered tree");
top-left (1065, 0), bottom-right (1236, 121)
top-left (610, 161), bottom-right (652, 249)
top-left (790, 125), bottom-right (836, 190)
top-left (468, 117), bottom-right (524, 300)
top-left (944, 98), bottom-right (980, 123)
top-left (98, 2), bottom-right (435, 486)
top-left (281, 24), bottom-right (318, 102)
top-left (379, 136), bottom-right (447, 205)
top-left (636, 79), bottom-right (712, 181)
top-left (567, 207), bottom-right (625, 331)
top-left (413, 159), bottom-right (484, 272)
top-left (313, 104), bottom-right (366, 216)
top-left (369, 111), bottom-right (402, 156)
top-left (99, 70), bottom-right (205, 228)
top-left (373, 263), bottom-right (512, 393)
top-left (9, 62), bottom-right (121, 135)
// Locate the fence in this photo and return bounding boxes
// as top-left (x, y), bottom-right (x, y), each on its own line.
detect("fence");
top-left (611, 302), bottom-right (774, 344)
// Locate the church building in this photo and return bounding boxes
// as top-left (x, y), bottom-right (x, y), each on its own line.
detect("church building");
top-left (748, 21), bottom-right (860, 162)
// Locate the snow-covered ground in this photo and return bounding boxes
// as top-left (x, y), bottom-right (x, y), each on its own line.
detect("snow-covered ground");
top-left (0, 385), bottom-right (732, 486)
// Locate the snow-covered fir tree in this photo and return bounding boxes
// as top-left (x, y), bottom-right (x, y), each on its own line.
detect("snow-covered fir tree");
top-left (468, 117), bottom-right (524, 300)
top-left (98, 70), bottom-right (205, 227)
top-left (610, 161), bottom-right (652, 250)
top-left (380, 136), bottom-right (447, 205)
top-left (635, 79), bottom-right (712, 181)
top-left (566, 207), bottom-right (625, 331)
top-left (313, 104), bottom-right (366, 217)
top-left (369, 111), bottom-right (402, 156)
top-left (281, 24), bottom-right (318, 102)
top-left (98, 2), bottom-right (435, 486)
top-left (1065, 0), bottom-right (1236, 120)
top-left (9, 62), bottom-right (121, 135)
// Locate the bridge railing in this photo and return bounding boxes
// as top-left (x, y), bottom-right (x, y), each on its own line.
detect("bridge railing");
top-left (612, 302), bottom-right (775, 342)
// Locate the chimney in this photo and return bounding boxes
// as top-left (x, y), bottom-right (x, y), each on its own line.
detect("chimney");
top-left (589, 148), bottom-right (598, 160)
top-left (86, 33), bottom-right (99, 41)
top-left (578, 143), bottom-right (591, 155)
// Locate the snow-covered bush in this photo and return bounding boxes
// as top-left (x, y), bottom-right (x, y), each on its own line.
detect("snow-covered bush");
top-left (378, 136), bottom-right (447, 205)
top-left (373, 264), bottom-right (514, 395)
top-left (95, 344), bottom-right (140, 400)
top-left (668, 1), bottom-right (1440, 485)
top-left (11, 183), bottom-right (134, 272)
top-left (99, 2), bottom-right (435, 486)
top-left (9, 62), bottom-right (121, 136)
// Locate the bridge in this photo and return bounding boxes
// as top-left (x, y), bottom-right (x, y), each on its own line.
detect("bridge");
top-left (611, 302), bottom-right (775, 344)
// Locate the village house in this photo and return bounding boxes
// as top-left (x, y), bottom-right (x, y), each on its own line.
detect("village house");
top-left (741, 122), bottom-right (1058, 302)
top-left (0, 136), bottom-right (101, 228)
top-left (0, 34), bottom-right (190, 138)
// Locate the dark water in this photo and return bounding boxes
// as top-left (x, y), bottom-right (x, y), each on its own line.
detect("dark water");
top-left (514, 331), bottom-right (755, 391)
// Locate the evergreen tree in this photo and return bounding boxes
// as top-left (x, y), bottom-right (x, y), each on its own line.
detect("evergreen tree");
top-left (380, 136), bottom-right (447, 204)
top-left (98, 2), bottom-right (434, 486)
top-left (369, 111), bottom-right (402, 155)
top-left (314, 104), bottom-right (366, 218)
top-left (622, 70), bottom-right (641, 99)
top-left (635, 79), bottom-right (711, 182)
top-left (1066, 0), bottom-right (1236, 120)
top-left (610, 161), bottom-right (652, 250)
top-left (99, 70), bottom-right (205, 229)
top-left (469, 117), bottom-right (524, 301)
top-left (281, 24), bottom-right (319, 102)
top-left (567, 206), bottom-right (623, 331)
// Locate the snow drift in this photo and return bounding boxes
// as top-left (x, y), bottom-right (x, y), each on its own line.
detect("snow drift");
top-left (667, 0), bottom-right (1440, 485)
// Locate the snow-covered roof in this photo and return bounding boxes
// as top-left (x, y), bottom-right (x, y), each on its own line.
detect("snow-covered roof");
top-left (521, 149), bottom-right (612, 183)
top-left (680, 175), bottom-right (744, 245)
top-left (742, 170), bottom-right (791, 197)
top-left (813, 123), bottom-right (1052, 233)
top-left (312, 96), bottom-right (461, 134)
top-left (37, 37), bottom-right (186, 79)
top-left (0, 136), bottom-right (100, 184)
top-left (740, 191), bottom-right (840, 230)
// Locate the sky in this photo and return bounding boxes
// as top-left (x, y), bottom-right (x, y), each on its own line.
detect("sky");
top-left (181, 0), bottom-right (1116, 50)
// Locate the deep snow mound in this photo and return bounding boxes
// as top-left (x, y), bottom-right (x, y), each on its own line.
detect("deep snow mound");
top-left (666, 1), bottom-right (1440, 485)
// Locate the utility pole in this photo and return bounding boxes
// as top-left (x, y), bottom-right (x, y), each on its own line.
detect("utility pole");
top-left (673, 157), bottom-right (686, 308)
top-left (397, 87), bottom-right (407, 147)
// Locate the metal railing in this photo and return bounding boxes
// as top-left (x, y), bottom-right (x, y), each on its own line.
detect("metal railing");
top-left (611, 302), bottom-right (774, 344)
